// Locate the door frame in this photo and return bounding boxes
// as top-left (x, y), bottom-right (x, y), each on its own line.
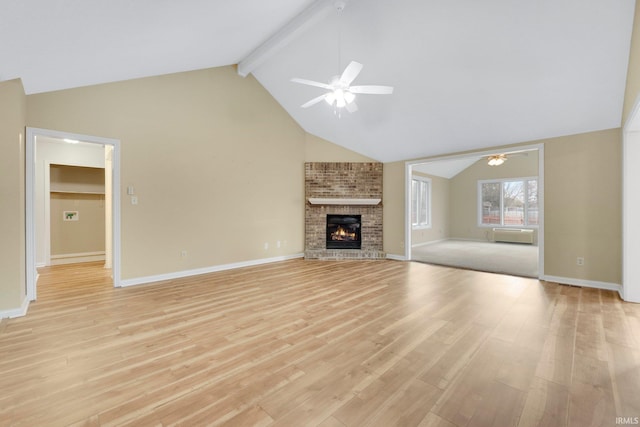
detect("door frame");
top-left (26, 127), bottom-right (121, 300)
top-left (404, 143), bottom-right (545, 279)
top-left (622, 95), bottom-right (640, 303)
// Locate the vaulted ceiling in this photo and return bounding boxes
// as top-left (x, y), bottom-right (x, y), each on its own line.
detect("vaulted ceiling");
top-left (1, 0), bottom-right (635, 162)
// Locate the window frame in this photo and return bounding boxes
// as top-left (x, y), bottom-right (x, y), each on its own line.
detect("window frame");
top-left (411, 175), bottom-right (432, 229)
top-left (477, 176), bottom-right (538, 228)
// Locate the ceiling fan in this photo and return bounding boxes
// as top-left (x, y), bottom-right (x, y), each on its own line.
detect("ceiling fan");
top-left (487, 151), bottom-right (530, 166)
top-left (291, 61), bottom-right (394, 113)
top-left (290, 1), bottom-right (393, 113)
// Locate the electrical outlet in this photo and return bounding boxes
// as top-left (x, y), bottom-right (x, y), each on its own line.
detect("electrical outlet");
top-left (277, 240), bottom-right (281, 248)
top-left (577, 257), bottom-right (584, 266)
top-left (181, 250), bottom-right (187, 258)
top-left (264, 242), bottom-right (269, 250)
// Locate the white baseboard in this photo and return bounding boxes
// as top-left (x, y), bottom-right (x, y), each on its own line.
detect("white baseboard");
top-left (0, 296), bottom-right (31, 319)
top-left (119, 253), bottom-right (305, 288)
top-left (51, 251), bottom-right (106, 265)
top-left (541, 275), bottom-right (622, 294)
top-left (411, 239), bottom-right (447, 248)
top-left (386, 253), bottom-right (406, 261)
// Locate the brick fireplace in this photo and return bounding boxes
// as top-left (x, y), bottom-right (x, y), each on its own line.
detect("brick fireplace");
top-left (305, 162), bottom-right (385, 260)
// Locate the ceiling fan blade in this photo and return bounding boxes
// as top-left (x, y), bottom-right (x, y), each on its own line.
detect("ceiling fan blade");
top-left (291, 78), bottom-right (333, 90)
top-left (301, 94), bottom-right (328, 108)
top-left (345, 101), bottom-right (358, 113)
top-left (350, 85), bottom-right (394, 95)
top-left (339, 61), bottom-right (363, 86)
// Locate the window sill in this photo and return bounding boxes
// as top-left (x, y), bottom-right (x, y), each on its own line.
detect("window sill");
top-left (412, 225), bottom-right (432, 230)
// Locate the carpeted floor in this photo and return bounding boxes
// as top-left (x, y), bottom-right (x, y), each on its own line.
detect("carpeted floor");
top-left (411, 239), bottom-right (539, 278)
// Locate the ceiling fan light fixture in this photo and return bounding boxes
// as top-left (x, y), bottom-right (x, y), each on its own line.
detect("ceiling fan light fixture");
top-left (323, 88), bottom-right (354, 109)
top-left (325, 91), bottom-right (336, 105)
top-left (344, 90), bottom-right (355, 104)
top-left (488, 154), bottom-right (507, 166)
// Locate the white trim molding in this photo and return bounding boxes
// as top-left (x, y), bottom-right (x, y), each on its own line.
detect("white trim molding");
top-left (307, 197), bottom-right (381, 205)
top-left (26, 127), bottom-right (122, 302)
top-left (542, 275), bottom-right (622, 294)
top-left (386, 253), bottom-right (406, 261)
top-left (50, 251), bottom-right (106, 266)
top-left (119, 253), bottom-right (304, 288)
top-left (0, 297), bottom-right (30, 319)
top-left (622, 94), bottom-right (640, 303)
top-left (411, 239), bottom-right (448, 248)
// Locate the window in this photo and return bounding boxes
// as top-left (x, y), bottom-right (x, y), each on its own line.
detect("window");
top-left (411, 176), bottom-right (431, 228)
top-left (479, 177), bottom-right (538, 227)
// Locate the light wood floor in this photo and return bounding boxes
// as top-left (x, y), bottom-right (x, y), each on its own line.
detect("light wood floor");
top-left (1, 260), bottom-right (639, 426)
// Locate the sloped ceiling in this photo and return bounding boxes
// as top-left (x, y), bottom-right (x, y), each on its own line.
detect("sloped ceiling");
top-left (0, 0), bottom-right (316, 94)
top-left (1, 0), bottom-right (635, 163)
top-left (252, 0), bottom-right (636, 162)
top-left (413, 157), bottom-right (482, 179)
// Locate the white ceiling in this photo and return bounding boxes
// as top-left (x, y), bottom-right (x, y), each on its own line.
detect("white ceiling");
top-left (412, 148), bottom-right (537, 178)
top-left (413, 157), bottom-right (481, 179)
top-left (1, 0), bottom-right (635, 163)
top-left (0, 0), bottom-right (316, 93)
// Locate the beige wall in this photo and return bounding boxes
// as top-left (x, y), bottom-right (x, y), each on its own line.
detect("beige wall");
top-left (383, 161), bottom-right (405, 256)
top-left (449, 153), bottom-right (538, 242)
top-left (411, 172), bottom-right (450, 245)
top-left (27, 66), bottom-right (307, 280)
top-left (544, 128), bottom-right (622, 284)
top-left (305, 133), bottom-right (375, 162)
top-left (50, 165), bottom-right (106, 257)
top-left (50, 193), bottom-right (106, 255)
top-left (0, 79), bottom-right (26, 312)
top-left (50, 164), bottom-right (105, 194)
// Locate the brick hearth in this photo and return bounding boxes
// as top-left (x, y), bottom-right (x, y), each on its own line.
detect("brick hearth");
top-left (305, 162), bottom-right (385, 260)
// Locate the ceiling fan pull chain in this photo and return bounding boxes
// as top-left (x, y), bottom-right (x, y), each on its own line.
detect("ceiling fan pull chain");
top-left (289, 1), bottom-right (393, 113)
top-left (336, 1), bottom-right (344, 74)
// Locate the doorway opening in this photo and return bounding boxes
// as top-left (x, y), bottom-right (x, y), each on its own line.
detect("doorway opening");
top-left (404, 144), bottom-right (544, 279)
top-left (26, 128), bottom-right (121, 301)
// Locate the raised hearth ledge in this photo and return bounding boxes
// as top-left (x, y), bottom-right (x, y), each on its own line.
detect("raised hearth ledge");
top-left (307, 198), bottom-right (381, 206)
top-left (305, 249), bottom-right (386, 260)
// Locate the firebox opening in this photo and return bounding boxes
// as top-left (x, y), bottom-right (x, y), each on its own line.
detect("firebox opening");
top-left (326, 214), bottom-right (362, 249)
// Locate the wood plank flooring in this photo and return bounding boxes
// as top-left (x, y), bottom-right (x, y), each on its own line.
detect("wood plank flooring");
top-left (1, 260), bottom-right (639, 426)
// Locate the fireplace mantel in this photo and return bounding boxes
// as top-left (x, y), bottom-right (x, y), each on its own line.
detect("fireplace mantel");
top-left (307, 198), bottom-right (381, 206)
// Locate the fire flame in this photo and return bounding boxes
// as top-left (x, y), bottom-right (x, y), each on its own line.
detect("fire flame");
top-left (331, 225), bottom-right (357, 241)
